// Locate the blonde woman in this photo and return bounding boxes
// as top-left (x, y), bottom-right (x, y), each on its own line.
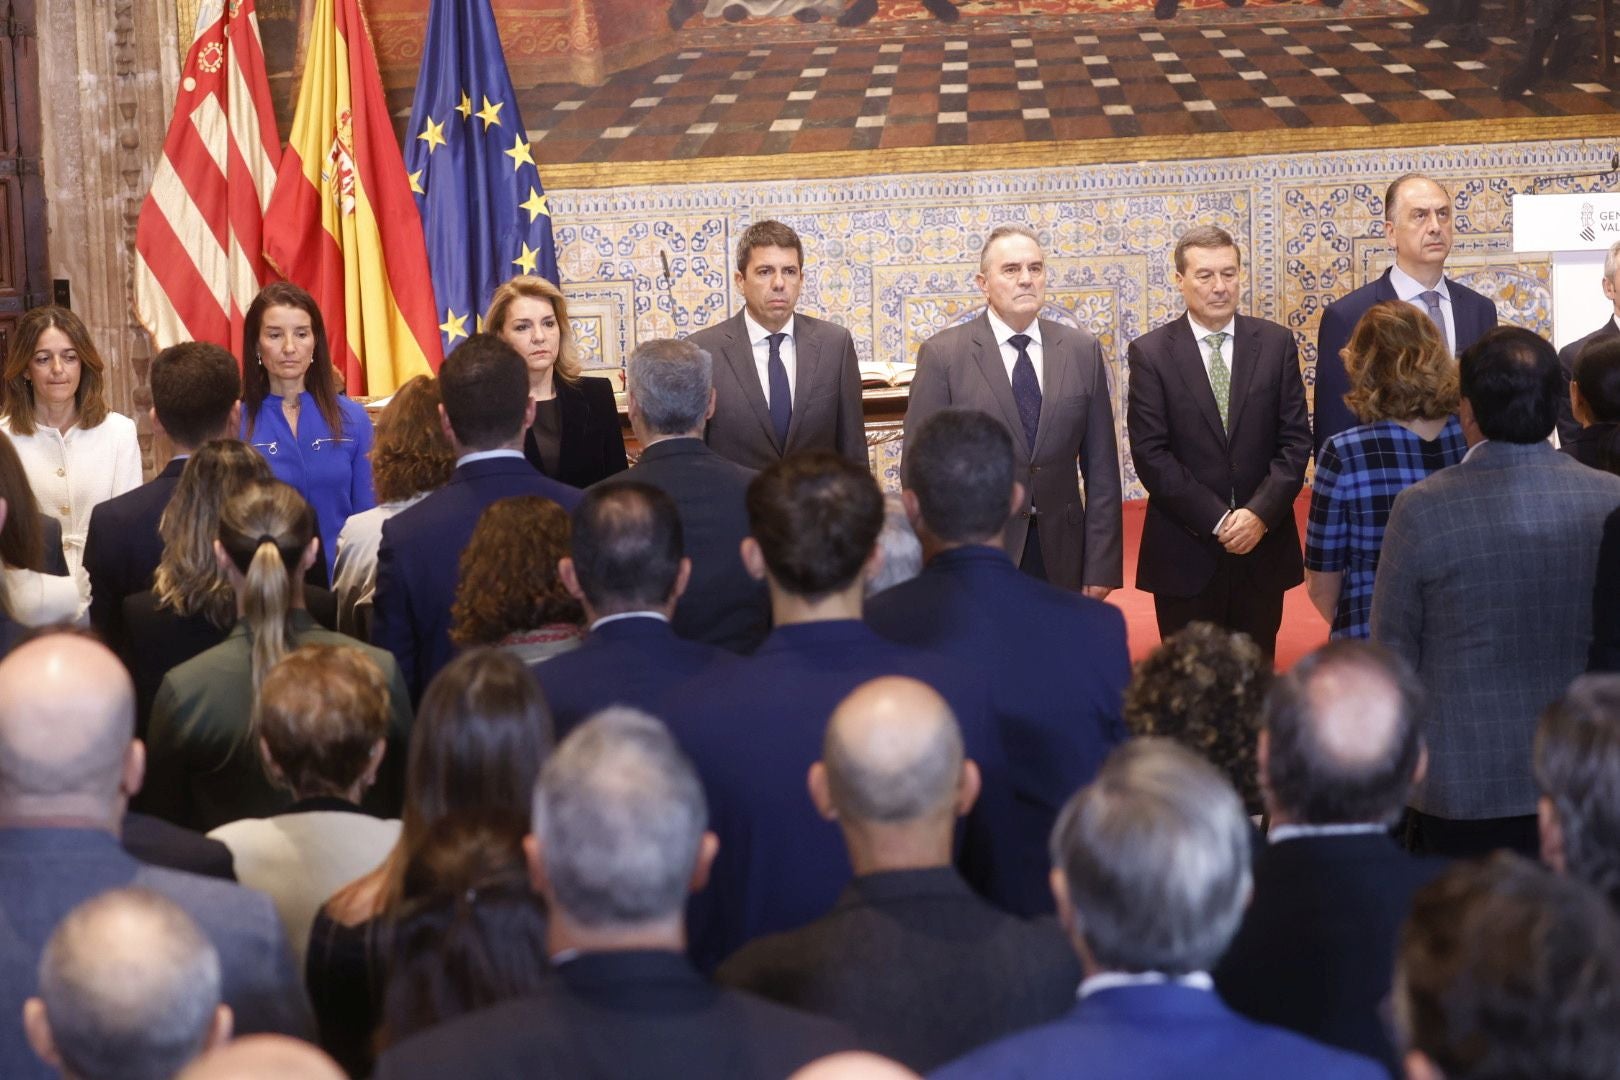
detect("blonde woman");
top-left (143, 480), bottom-right (412, 832)
top-left (486, 275), bottom-right (627, 487)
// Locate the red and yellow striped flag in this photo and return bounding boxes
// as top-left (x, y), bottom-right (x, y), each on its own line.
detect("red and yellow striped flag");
top-left (263, 0), bottom-right (442, 395)
top-left (134, 0), bottom-right (281, 357)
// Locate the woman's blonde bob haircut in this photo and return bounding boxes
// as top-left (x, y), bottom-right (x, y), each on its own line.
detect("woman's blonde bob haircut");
top-left (484, 276), bottom-right (581, 384)
top-left (1342, 300), bottom-right (1460, 424)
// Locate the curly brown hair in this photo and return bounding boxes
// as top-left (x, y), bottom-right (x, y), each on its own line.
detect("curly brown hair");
top-left (1342, 300), bottom-right (1460, 423)
top-left (1123, 622), bottom-right (1272, 812)
top-left (451, 497), bottom-right (582, 646)
top-left (371, 375), bottom-right (455, 505)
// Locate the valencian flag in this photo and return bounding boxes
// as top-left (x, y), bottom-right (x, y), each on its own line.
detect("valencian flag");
top-left (262, 0), bottom-right (442, 396)
top-left (404, 0), bottom-right (557, 354)
top-left (134, 0), bottom-right (281, 357)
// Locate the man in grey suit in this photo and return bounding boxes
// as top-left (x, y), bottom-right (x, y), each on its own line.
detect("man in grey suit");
top-left (1372, 327), bottom-right (1620, 857)
top-left (904, 225), bottom-right (1123, 595)
top-left (686, 221), bottom-right (867, 471)
top-left (0, 632), bottom-right (312, 1080)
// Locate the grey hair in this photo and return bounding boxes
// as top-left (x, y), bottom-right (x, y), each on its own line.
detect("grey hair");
top-left (978, 223), bottom-right (1042, 272)
top-left (38, 888), bottom-right (221, 1080)
top-left (1535, 674), bottom-right (1620, 908)
top-left (531, 706), bottom-right (708, 927)
top-left (1605, 239), bottom-right (1620, 282)
top-left (627, 338), bottom-right (714, 437)
top-left (823, 689), bottom-right (963, 823)
top-left (865, 494), bottom-right (922, 596)
top-left (1050, 738), bottom-right (1252, 974)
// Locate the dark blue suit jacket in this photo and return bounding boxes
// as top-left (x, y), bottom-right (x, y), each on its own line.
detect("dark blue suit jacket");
top-left (931, 984), bottom-right (1385, 1080)
top-left (1313, 268), bottom-right (1497, 455)
top-left (0, 828), bottom-right (311, 1080)
top-left (530, 614), bottom-right (729, 739)
top-left (373, 454), bottom-right (581, 699)
top-left (866, 545), bottom-right (1130, 915)
top-left (82, 457), bottom-right (185, 648)
top-left (663, 620), bottom-right (1016, 972)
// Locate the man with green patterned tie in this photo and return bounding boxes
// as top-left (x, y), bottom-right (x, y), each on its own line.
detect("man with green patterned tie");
top-left (1125, 226), bottom-right (1312, 657)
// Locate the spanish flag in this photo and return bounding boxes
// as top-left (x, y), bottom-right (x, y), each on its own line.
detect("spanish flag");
top-left (263, 0), bottom-right (442, 395)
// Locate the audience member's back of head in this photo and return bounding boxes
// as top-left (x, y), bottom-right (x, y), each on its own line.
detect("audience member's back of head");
top-left (747, 451), bottom-right (884, 599)
top-left (0, 631), bottom-right (135, 820)
top-left (821, 676), bottom-right (966, 828)
top-left (1458, 326), bottom-right (1563, 445)
top-left (0, 429), bottom-right (46, 574)
top-left (532, 707), bottom-right (707, 928)
top-left (380, 813), bottom-right (548, 1048)
top-left (26, 888), bottom-right (228, 1080)
top-left (149, 342), bottom-right (242, 450)
top-left (789, 1052), bottom-right (922, 1080)
top-left (369, 375), bottom-right (455, 505)
top-left (1536, 674), bottom-right (1620, 907)
top-left (255, 644), bottom-right (391, 802)
top-left (1262, 639), bottom-right (1425, 826)
top-left (155, 440), bottom-right (273, 629)
top-left (1050, 738), bottom-right (1251, 975)
top-left (176, 1035), bottom-right (345, 1080)
top-left (1575, 338), bottom-right (1620, 425)
top-left (866, 493), bottom-right (922, 595)
top-left (451, 496), bottom-right (581, 647)
top-left (569, 482), bottom-right (684, 616)
top-left (902, 409), bottom-right (1016, 545)
top-left (626, 338), bottom-right (713, 437)
top-left (1396, 853), bottom-right (1620, 1080)
top-left (1123, 623), bottom-right (1271, 813)
top-left (437, 334), bottom-right (529, 451)
top-left (216, 479), bottom-right (316, 689)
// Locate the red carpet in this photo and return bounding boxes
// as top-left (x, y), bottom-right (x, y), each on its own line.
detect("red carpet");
top-left (1110, 497), bottom-right (1326, 671)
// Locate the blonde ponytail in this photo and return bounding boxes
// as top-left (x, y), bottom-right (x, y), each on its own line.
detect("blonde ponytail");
top-left (217, 480), bottom-right (316, 697)
top-left (243, 537), bottom-right (294, 690)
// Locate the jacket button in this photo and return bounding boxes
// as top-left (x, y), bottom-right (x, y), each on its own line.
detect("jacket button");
top-left (55, 467), bottom-right (65, 477)
top-left (1021, 511), bottom-right (1030, 519)
top-left (1030, 465), bottom-right (1041, 474)
top-left (58, 505), bottom-right (69, 516)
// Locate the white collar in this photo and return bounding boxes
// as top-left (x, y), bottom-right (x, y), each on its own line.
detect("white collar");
top-left (590, 611), bottom-right (670, 631)
top-left (456, 448), bottom-right (525, 466)
top-left (1389, 264), bottom-right (1451, 302)
top-left (1268, 822), bottom-right (1390, 845)
top-left (1187, 312), bottom-right (1236, 341)
top-left (742, 309), bottom-right (795, 346)
top-left (987, 307), bottom-right (1042, 347)
top-left (1078, 971), bottom-right (1214, 1000)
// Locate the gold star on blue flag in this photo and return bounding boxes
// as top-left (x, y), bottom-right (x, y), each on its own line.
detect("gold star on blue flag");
top-left (404, 0), bottom-right (558, 354)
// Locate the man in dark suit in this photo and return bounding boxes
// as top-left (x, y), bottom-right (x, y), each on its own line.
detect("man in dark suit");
top-left (1555, 240), bottom-right (1620, 445)
top-left (904, 224), bottom-right (1123, 594)
top-left (373, 334), bottom-right (582, 700)
top-left (1215, 640), bottom-right (1444, 1075)
top-left (597, 337), bottom-right (769, 654)
top-left (371, 708), bottom-right (856, 1080)
top-left (866, 408), bottom-right (1129, 915)
top-left (1372, 328), bottom-right (1620, 857)
top-left (933, 740), bottom-right (1383, 1080)
top-left (538, 482), bottom-right (727, 738)
top-left (0, 633), bottom-right (310, 1080)
top-left (664, 452), bottom-right (1016, 971)
top-left (1315, 174), bottom-right (1498, 454)
top-left (717, 676), bottom-right (1078, 1072)
top-left (23, 888), bottom-right (233, 1079)
top-left (1126, 226), bottom-right (1312, 657)
top-left (82, 342), bottom-right (240, 648)
top-left (685, 220), bottom-right (866, 471)
top-left (1534, 675), bottom-right (1620, 909)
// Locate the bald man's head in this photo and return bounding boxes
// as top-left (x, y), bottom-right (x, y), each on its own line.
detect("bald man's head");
top-left (820, 677), bottom-right (966, 824)
top-left (1262, 640), bottom-right (1425, 825)
top-left (0, 633), bottom-right (138, 820)
top-left (789, 1051), bottom-right (922, 1080)
top-left (177, 1036), bottom-right (345, 1080)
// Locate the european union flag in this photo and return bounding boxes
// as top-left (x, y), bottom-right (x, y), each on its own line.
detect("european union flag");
top-left (404, 0), bottom-right (556, 353)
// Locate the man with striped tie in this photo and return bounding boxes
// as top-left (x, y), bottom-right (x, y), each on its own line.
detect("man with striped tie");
top-left (1126, 226), bottom-right (1312, 658)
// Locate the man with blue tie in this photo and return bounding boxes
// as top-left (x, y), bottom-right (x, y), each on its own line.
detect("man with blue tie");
top-left (1126, 226), bottom-right (1312, 658)
top-left (904, 224), bottom-right (1122, 595)
top-left (1314, 174), bottom-right (1498, 455)
top-left (686, 221), bottom-right (866, 471)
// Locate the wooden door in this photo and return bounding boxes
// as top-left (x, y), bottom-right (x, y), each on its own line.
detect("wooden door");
top-left (0, 0), bottom-right (47, 360)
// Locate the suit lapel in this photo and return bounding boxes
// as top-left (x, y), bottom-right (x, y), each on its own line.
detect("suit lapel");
top-left (1224, 315), bottom-right (1259, 435)
top-left (970, 314), bottom-right (1032, 456)
top-left (784, 316), bottom-right (816, 451)
top-left (1031, 319), bottom-right (1072, 459)
top-left (721, 313), bottom-right (780, 452)
top-left (1168, 316), bottom-right (1227, 446)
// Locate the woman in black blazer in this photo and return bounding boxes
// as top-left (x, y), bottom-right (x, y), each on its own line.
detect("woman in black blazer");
top-left (487, 275), bottom-right (628, 489)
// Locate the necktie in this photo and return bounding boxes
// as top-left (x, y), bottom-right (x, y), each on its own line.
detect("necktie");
top-left (766, 332), bottom-right (791, 447)
top-left (1009, 333), bottom-right (1041, 448)
top-left (1418, 290), bottom-right (1446, 344)
top-left (1205, 332), bottom-right (1231, 430)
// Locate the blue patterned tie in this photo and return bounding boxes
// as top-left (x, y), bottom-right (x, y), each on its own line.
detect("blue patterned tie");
top-left (1009, 333), bottom-right (1041, 448)
top-left (766, 332), bottom-right (791, 447)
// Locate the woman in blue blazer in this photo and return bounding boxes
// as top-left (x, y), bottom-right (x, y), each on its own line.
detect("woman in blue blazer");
top-left (486, 275), bottom-right (627, 489)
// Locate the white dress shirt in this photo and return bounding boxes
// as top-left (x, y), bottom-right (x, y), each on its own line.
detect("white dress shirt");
top-left (987, 308), bottom-right (1045, 391)
top-left (743, 310), bottom-right (797, 411)
top-left (1078, 970), bottom-right (1215, 999)
top-left (1389, 264), bottom-right (1456, 353)
top-left (1186, 312), bottom-right (1238, 383)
